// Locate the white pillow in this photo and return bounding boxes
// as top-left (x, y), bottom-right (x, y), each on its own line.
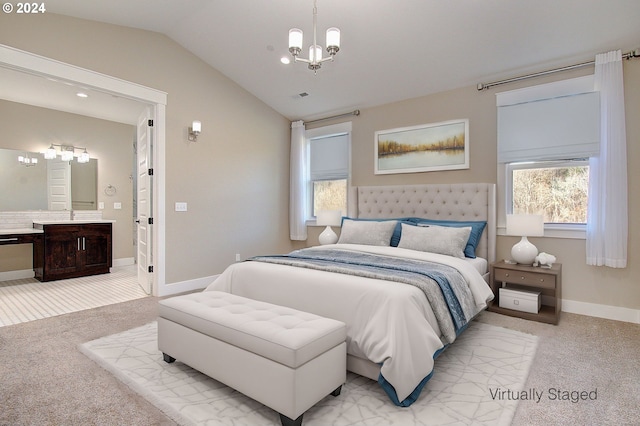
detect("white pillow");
top-left (397, 223), bottom-right (472, 258)
top-left (337, 219), bottom-right (397, 246)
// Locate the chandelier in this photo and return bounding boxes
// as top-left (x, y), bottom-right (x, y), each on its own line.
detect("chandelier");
top-left (288, 0), bottom-right (340, 74)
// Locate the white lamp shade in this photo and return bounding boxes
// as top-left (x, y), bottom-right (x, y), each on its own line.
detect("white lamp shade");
top-left (316, 210), bottom-right (342, 227)
top-left (61, 148), bottom-right (74, 162)
top-left (44, 145), bottom-right (57, 159)
top-left (309, 45), bottom-right (322, 62)
top-left (78, 150), bottom-right (90, 163)
top-left (326, 27), bottom-right (340, 48)
top-left (288, 28), bottom-right (303, 49)
top-left (506, 214), bottom-right (544, 237)
top-left (191, 120), bottom-right (201, 133)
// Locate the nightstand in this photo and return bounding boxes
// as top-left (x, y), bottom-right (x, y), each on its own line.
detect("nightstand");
top-left (488, 260), bottom-right (562, 324)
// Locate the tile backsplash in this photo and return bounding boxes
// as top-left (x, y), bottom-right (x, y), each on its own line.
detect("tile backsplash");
top-left (0, 211), bottom-right (103, 229)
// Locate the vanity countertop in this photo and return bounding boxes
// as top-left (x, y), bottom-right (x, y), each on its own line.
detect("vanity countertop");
top-left (32, 220), bottom-right (116, 225)
top-left (0, 228), bottom-right (44, 235)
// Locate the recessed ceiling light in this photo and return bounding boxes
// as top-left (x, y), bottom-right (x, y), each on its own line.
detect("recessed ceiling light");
top-left (281, 56), bottom-right (291, 65)
top-left (76, 92), bottom-right (89, 98)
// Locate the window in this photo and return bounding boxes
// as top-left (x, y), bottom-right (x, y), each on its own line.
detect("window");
top-left (507, 160), bottom-right (589, 225)
top-left (305, 122), bottom-right (351, 220)
top-left (313, 179), bottom-right (347, 217)
top-left (497, 76), bottom-right (599, 237)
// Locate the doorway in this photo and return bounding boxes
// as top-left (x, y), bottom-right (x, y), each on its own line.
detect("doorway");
top-left (0, 44), bottom-right (167, 296)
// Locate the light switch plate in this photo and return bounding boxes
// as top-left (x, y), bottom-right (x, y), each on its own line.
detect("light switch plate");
top-left (114, 202), bottom-right (122, 209)
top-left (175, 202), bottom-right (188, 212)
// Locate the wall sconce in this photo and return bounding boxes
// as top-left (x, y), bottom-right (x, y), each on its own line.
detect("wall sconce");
top-left (188, 120), bottom-right (201, 142)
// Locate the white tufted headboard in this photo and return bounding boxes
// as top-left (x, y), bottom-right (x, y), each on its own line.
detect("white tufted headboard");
top-left (348, 183), bottom-right (496, 263)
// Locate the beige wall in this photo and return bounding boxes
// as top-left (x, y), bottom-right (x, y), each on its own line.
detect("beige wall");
top-left (0, 100), bottom-right (134, 271)
top-left (1, 13), bottom-right (637, 313)
top-left (0, 13), bottom-right (293, 284)
top-left (309, 62), bottom-right (640, 312)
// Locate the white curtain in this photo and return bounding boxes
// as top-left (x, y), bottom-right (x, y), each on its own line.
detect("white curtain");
top-left (586, 50), bottom-right (628, 268)
top-left (289, 120), bottom-right (308, 240)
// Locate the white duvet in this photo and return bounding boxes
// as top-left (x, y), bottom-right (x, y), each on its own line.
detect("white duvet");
top-left (205, 244), bottom-right (494, 405)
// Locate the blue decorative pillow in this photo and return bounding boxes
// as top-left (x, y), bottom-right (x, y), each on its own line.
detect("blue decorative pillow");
top-left (406, 218), bottom-right (487, 258)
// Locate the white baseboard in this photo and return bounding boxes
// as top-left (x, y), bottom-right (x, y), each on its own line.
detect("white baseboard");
top-left (562, 299), bottom-right (640, 324)
top-left (0, 269), bottom-right (34, 281)
top-left (159, 274), bottom-right (220, 297)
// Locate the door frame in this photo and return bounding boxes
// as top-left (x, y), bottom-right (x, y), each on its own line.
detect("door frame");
top-left (0, 44), bottom-right (167, 296)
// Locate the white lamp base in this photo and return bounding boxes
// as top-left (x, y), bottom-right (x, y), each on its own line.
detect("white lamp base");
top-left (511, 236), bottom-right (538, 265)
top-left (318, 225), bottom-right (338, 245)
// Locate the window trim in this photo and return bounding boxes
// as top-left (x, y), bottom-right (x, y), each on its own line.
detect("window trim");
top-left (304, 122), bottom-right (352, 225)
top-left (501, 160), bottom-right (588, 239)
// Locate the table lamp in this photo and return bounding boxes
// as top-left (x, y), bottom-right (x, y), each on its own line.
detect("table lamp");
top-left (506, 214), bottom-right (544, 265)
top-left (316, 210), bottom-right (342, 245)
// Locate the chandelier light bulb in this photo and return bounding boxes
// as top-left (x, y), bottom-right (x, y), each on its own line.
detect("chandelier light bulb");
top-left (288, 28), bottom-right (303, 55)
top-left (309, 45), bottom-right (322, 63)
top-left (326, 27), bottom-right (340, 52)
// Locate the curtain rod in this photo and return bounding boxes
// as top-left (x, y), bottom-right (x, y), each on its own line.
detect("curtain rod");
top-left (477, 49), bottom-right (640, 91)
top-left (305, 109), bottom-right (360, 125)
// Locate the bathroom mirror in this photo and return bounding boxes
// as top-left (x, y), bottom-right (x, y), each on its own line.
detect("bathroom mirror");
top-left (0, 148), bottom-right (98, 211)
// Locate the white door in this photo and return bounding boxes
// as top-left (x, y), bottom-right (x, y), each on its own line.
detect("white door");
top-left (136, 107), bottom-right (154, 294)
top-left (47, 157), bottom-right (71, 210)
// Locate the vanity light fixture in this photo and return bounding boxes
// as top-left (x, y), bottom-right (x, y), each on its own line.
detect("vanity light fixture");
top-left (188, 120), bottom-right (201, 142)
top-left (18, 153), bottom-right (38, 167)
top-left (43, 144), bottom-right (91, 163)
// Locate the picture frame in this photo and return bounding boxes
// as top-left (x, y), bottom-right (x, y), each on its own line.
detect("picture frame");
top-left (374, 119), bottom-right (469, 174)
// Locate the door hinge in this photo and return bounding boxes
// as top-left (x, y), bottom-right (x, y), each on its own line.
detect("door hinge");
top-left (148, 217), bottom-right (154, 225)
top-left (148, 168), bottom-right (154, 176)
top-left (148, 265), bottom-right (154, 273)
top-left (148, 119), bottom-right (154, 127)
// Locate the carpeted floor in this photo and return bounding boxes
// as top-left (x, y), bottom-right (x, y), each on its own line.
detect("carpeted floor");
top-left (0, 296), bottom-right (638, 425)
top-left (79, 321), bottom-right (537, 425)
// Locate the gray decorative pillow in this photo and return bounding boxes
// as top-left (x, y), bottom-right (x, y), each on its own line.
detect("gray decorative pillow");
top-left (397, 223), bottom-right (472, 258)
top-left (337, 219), bottom-right (398, 246)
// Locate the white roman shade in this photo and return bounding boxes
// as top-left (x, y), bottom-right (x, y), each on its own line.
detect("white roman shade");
top-left (497, 76), bottom-right (600, 163)
top-left (310, 133), bottom-right (349, 180)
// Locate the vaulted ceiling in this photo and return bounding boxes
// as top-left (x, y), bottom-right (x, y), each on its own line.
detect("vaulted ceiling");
top-left (5, 0), bottom-right (640, 122)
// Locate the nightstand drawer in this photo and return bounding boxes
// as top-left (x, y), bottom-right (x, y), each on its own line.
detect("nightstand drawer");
top-left (494, 267), bottom-right (556, 289)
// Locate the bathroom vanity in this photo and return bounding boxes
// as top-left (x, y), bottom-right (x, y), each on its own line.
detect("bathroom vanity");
top-left (32, 221), bottom-right (113, 282)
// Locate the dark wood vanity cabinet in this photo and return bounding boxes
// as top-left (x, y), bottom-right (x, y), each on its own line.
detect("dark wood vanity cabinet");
top-left (33, 223), bottom-right (112, 282)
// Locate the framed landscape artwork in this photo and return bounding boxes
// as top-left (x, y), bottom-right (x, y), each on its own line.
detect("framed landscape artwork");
top-left (374, 119), bottom-right (469, 174)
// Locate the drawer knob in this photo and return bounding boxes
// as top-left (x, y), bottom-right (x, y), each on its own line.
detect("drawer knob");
top-left (540, 278), bottom-right (545, 282)
top-left (504, 273), bottom-right (510, 277)
top-left (520, 276), bottom-right (525, 280)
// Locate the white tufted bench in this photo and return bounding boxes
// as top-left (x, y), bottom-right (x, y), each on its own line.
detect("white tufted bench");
top-left (157, 291), bottom-right (347, 426)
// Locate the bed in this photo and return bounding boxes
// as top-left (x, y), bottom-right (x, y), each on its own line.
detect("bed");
top-left (205, 183), bottom-right (496, 407)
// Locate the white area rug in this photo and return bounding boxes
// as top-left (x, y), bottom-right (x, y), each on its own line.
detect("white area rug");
top-left (80, 321), bottom-right (537, 425)
top-left (0, 266), bottom-right (147, 327)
